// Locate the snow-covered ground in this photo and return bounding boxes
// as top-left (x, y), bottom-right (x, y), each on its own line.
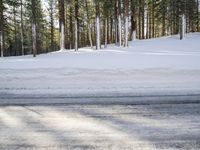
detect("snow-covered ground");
top-left (0, 33), bottom-right (200, 102)
top-left (0, 33), bottom-right (200, 70)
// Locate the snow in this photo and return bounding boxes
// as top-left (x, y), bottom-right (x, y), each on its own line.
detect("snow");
top-left (1, 30), bottom-right (200, 150)
top-left (0, 33), bottom-right (200, 70)
top-left (0, 33), bottom-right (200, 100)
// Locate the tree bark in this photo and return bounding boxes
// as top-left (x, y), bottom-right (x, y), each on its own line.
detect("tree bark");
top-left (59, 0), bottom-right (65, 51)
top-left (0, 31), bottom-right (3, 57)
top-left (104, 18), bottom-right (108, 48)
top-left (95, 0), bottom-right (100, 50)
top-left (152, 0), bottom-right (155, 38)
top-left (49, 0), bottom-right (54, 52)
top-left (74, 0), bottom-right (78, 51)
top-left (85, 0), bottom-right (93, 48)
top-left (124, 0), bottom-right (129, 47)
top-left (31, 0), bottom-right (37, 57)
top-left (197, 0), bottom-right (199, 32)
top-left (0, 0), bottom-right (3, 57)
top-left (21, 0), bottom-right (24, 55)
top-left (180, 14), bottom-right (186, 40)
top-left (130, 0), bottom-right (136, 41)
top-left (118, 0), bottom-right (122, 46)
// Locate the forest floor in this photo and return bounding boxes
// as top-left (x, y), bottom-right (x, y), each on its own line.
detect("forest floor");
top-left (0, 33), bottom-right (200, 149)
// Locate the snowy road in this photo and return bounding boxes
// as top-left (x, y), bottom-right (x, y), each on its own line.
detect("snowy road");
top-left (0, 103), bottom-right (200, 150)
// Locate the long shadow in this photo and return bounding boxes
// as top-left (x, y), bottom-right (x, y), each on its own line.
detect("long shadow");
top-left (74, 104), bottom-right (200, 149)
top-left (1, 104), bottom-right (200, 149)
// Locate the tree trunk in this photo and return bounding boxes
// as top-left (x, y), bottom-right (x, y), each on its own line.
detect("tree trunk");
top-left (130, 0), bottom-right (136, 41)
top-left (152, 0), bottom-right (155, 38)
top-left (59, 0), bottom-right (65, 51)
top-left (0, 0), bottom-right (3, 57)
top-left (95, 0), bottom-right (100, 50)
top-left (31, 0), bottom-right (37, 57)
top-left (141, 0), bottom-right (145, 39)
top-left (124, 0), bottom-right (129, 47)
top-left (49, 0), bottom-right (54, 52)
top-left (69, 6), bottom-right (73, 49)
top-left (114, 0), bottom-right (118, 45)
top-left (162, 2), bottom-right (166, 36)
top-left (21, 0), bottom-right (24, 55)
top-left (74, 0), bottom-right (78, 51)
top-left (197, 0), bottom-right (199, 32)
top-left (85, 0), bottom-right (93, 48)
top-left (104, 18), bottom-right (108, 48)
top-left (0, 31), bottom-right (3, 57)
top-left (180, 14), bottom-right (186, 40)
top-left (118, 0), bottom-right (122, 46)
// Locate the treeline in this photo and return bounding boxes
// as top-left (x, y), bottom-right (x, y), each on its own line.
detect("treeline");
top-left (0, 0), bottom-right (199, 57)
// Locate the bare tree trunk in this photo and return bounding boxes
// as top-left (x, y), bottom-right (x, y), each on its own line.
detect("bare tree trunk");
top-left (152, 0), bottom-right (155, 38)
top-left (13, 5), bottom-right (17, 56)
top-left (31, 0), bottom-right (37, 57)
top-left (74, 0), bottom-right (78, 51)
top-left (197, 0), bottom-right (199, 32)
top-left (95, 0), bottom-right (100, 50)
top-left (69, 6), bottom-right (73, 49)
top-left (162, 1), bottom-right (166, 36)
top-left (59, 0), bottom-right (65, 51)
top-left (49, 0), bottom-right (54, 52)
top-left (104, 18), bottom-right (108, 48)
top-left (32, 23), bottom-right (37, 57)
top-left (141, 0), bottom-right (145, 39)
top-left (124, 0), bottom-right (129, 47)
top-left (0, 31), bottom-right (3, 57)
top-left (0, 0), bottom-right (3, 57)
top-left (88, 24), bottom-right (93, 48)
top-left (130, 0), bottom-right (136, 41)
top-left (114, 0), bottom-right (118, 45)
top-left (180, 14), bottom-right (186, 40)
top-left (118, 0), bottom-right (122, 46)
top-left (20, 0), bottom-right (24, 55)
top-left (85, 0), bottom-right (93, 48)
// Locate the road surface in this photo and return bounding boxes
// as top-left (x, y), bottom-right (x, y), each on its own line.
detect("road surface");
top-left (0, 99), bottom-right (200, 150)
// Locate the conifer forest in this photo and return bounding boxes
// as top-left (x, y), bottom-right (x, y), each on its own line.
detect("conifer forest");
top-left (0, 0), bottom-right (199, 57)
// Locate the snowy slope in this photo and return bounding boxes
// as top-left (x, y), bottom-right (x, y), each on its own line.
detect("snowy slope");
top-left (0, 33), bottom-right (200, 102)
top-left (0, 33), bottom-right (200, 70)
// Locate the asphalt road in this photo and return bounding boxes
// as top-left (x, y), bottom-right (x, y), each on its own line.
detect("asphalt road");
top-left (0, 101), bottom-right (200, 150)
